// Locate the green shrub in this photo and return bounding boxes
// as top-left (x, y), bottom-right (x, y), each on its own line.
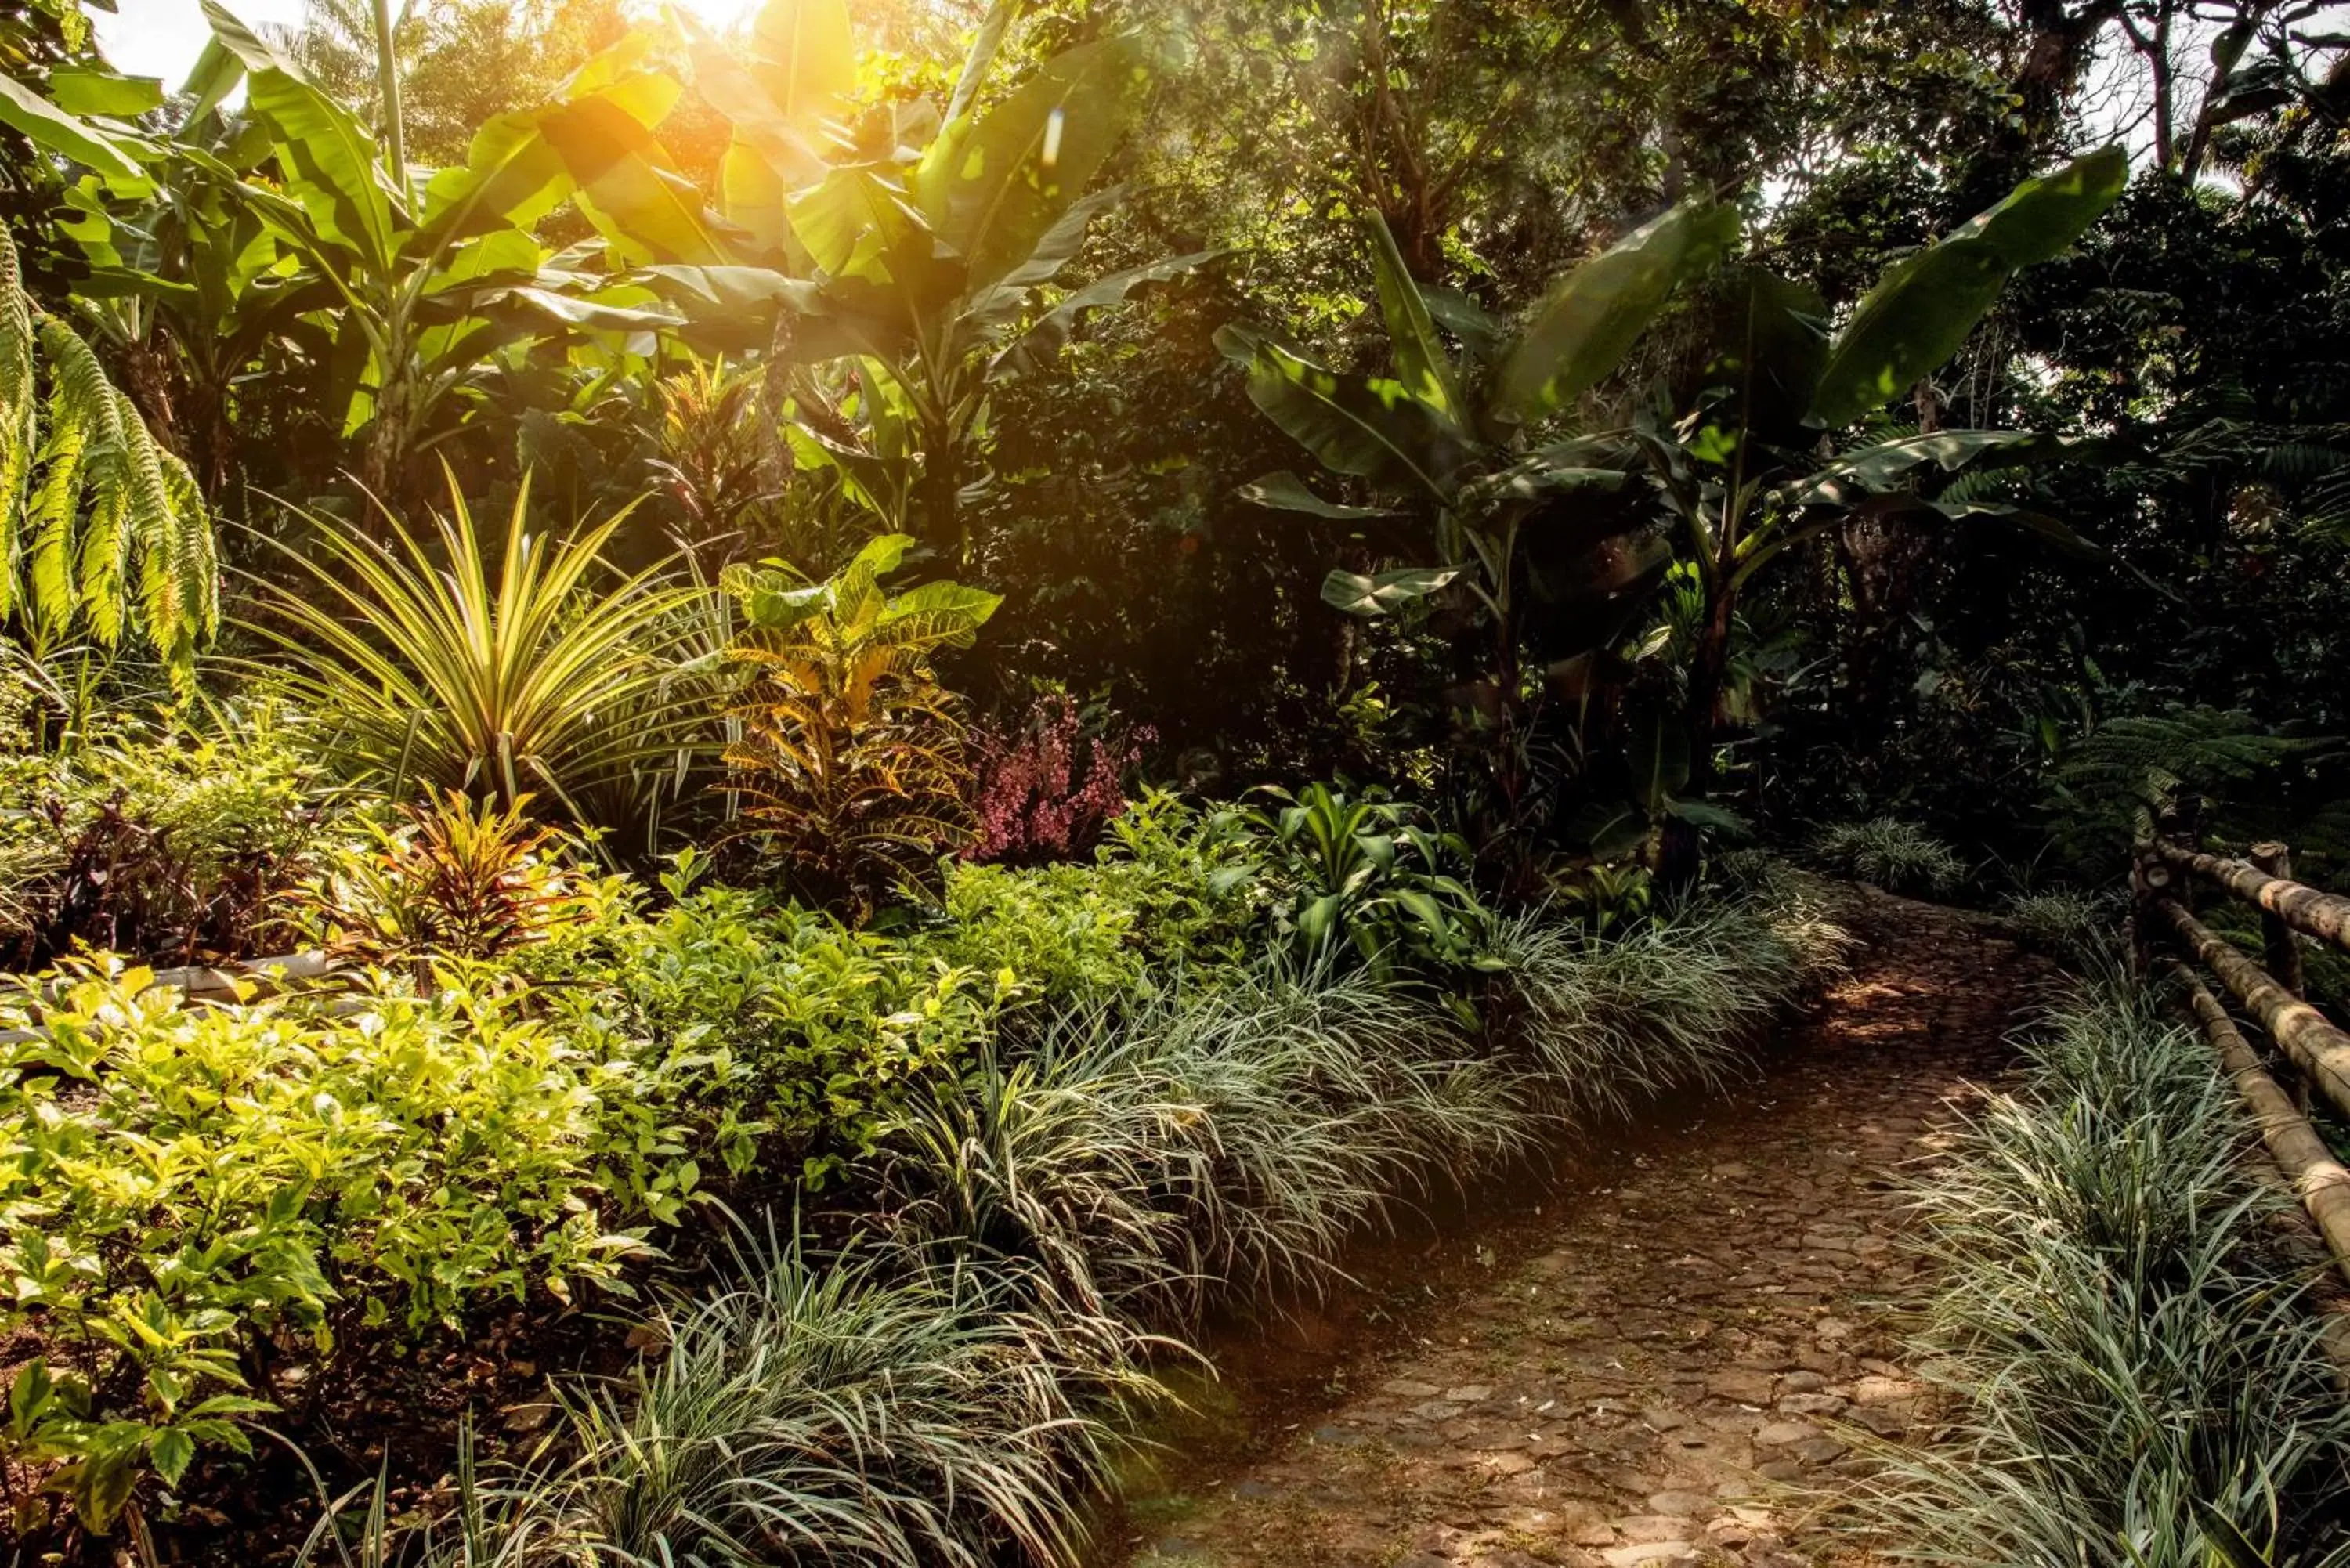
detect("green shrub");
top-left (1090, 786), bottom-right (1263, 967)
top-left (1227, 781), bottom-right (1495, 974)
top-left (1812, 816), bottom-right (1969, 898)
top-left (916, 860), bottom-right (1149, 1004)
top-left (0, 966), bottom-right (695, 1530)
top-left (1843, 985), bottom-right (2350, 1564)
top-left (526, 860), bottom-right (1009, 1185)
top-left (0, 697), bottom-right (325, 966)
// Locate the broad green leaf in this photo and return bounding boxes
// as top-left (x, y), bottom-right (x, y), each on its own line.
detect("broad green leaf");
top-left (786, 165), bottom-right (920, 279)
top-left (540, 92), bottom-right (732, 266)
top-left (1790, 430), bottom-right (2098, 506)
top-left (1807, 146), bottom-right (2126, 428)
top-left (237, 61), bottom-right (404, 269)
top-left (1216, 327), bottom-right (1469, 501)
top-left (420, 108), bottom-right (578, 246)
top-left (914, 33), bottom-right (1152, 291)
top-left (491, 286), bottom-right (682, 333)
top-left (1364, 208), bottom-right (1462, 424)
top-left (1495, 200), bottom-right (1739, 424)
top-left (1238, 471), bottom-right (1398, 519)
top-left (687, 4), bottom-right (842, 215)
top-left (1626, 709), bottom-right (1690, 815)
top-left (1321, 565), bottom-right (1460, 616)
top-left (748, 0), bottom-right (855, 129)
top-left (989, 248), bottom-right (1224, 376)
top-left (945, 0), bottom-right (1024, 126)
top-left (150, 1426), bottom-right (196, 1487)
top-left (1702, 268), bottom-right (1828, 437)
top-left (0, 75), bottom-right (154, 195)
top-left (48, 70), bottom-right (164, 119)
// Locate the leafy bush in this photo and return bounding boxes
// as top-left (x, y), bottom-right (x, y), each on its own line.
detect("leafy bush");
top-left (0, 695), bottom-right (324, 966)
top-left (1843, 985), bottom-right (2350, 1563)
top-left (971, 693), bottom-right (1153, 864)
top-left (1813, 816), bottom-right (1969, 898)
top-left (294, 791), bottom-right (598, 969)
top-left (526, 861), bottom-right (1008, 1185)
top-left (918, 859), bottom-right (1148, 1005)
top-left (1999, 888), bottom-right (2124, 971)
top-left (1231, 781), bottom-right (1495, 974)
top-left (1089, 787), bottom-right (1263, 967)
top-left (722, 536), bottom-right (998, 922)
top-left (0, 968), bottom-right (692, 1530)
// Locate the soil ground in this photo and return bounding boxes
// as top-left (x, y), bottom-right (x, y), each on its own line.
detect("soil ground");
top-left (1099, 888), bottom-right (2055, 1568)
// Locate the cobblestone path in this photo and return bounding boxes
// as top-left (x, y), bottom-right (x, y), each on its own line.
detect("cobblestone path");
top-left (1113, 891), bottom-right (2052, 1568)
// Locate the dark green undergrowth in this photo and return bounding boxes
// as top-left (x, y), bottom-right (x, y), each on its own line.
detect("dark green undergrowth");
top-left (1839, 981), bottom-right (2350, 1566)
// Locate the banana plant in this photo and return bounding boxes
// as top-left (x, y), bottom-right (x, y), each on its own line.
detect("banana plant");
top-left (1217, 198), bottom-right (1741, 725)
top-left (646, 0), bottom-right (1220, 564)
top-left (66, 6), bottom-right (707, 504)
top-left (1623, 146), bottom-right (2132, 807)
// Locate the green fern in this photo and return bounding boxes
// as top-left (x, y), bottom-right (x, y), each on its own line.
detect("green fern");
top-left (2044, 706), bottom-right (2336, 875)
top-left (0, 226), bottom-right (216, 684)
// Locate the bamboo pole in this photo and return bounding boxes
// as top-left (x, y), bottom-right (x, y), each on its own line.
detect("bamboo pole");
top-left (2164, 959), bottom-right (2350, 1284)
top-left (2154, 898), bottom-right (2350, 1122)
top-left (2146, 838), bottom-right (2350, 955)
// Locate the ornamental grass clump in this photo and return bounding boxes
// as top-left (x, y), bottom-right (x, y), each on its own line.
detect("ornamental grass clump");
top-left (1484, 892), bottom-right (1840, 1118)
top-left (873, 960), bottom-right (1531, 1328)
top-left (1842, 985), bottom-right (2350, 1565)
top-left (1998, 888), bottom-right (2124, 971)
top-left (540, 1230), bottom-right (1123, 1568)
top-left (1813, 816), bottom-right (1969, 898)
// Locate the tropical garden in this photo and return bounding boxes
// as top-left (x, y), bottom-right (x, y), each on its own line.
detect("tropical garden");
top-left (1, 0), bottom-right (2348, 1562)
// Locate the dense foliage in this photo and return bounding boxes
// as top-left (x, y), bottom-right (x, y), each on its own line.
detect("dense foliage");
top-left (4, 0), bottom-right (2349, 1559)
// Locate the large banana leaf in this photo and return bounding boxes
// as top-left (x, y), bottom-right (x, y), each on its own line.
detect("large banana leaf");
top-left (1238, 471), bottom-right (1399, 519)
top-left (1495, 200), bottom-right (1739, 425)
top-left (537, 83), bottom-right (732, 267)
top-left (747, 0), bottom-right (856, 128)
top-left (1788, 429), bottom-right (2102, 507)
top-left (690, 0), bottom-right (853, 249)
top-left (419, 109), bottom-right (580, 248)
top-left (1364, 209), bottom-right (1462, 424)
top-left (988, 248), bottom-right (1224, 377)
top-left (1701, 269), bottom-right (1828, 439)
top-left (913, 33), bottom-right (1152, 291)
top-left (1322, 565), bottom-right (1460, 616)
top-left (1806, 146), bottom-right (2127, 428)
top-left (206, 2), bottom-right (402, 270)
top-left (0, 76), bottom-right (156, 196)
top-left (1216, 327), bottom-right (1470, 502)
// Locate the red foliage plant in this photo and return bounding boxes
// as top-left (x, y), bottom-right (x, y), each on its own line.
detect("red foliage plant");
top-left (972, 695), bottom-right (1153, 864)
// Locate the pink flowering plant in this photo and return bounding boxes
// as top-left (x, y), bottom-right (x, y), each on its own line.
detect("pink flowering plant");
top-left (972, 695), bottom-right (1155, 864)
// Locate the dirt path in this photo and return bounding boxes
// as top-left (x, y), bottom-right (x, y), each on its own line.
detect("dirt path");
top-left (1109, 891), bottom-right (2053, 1568)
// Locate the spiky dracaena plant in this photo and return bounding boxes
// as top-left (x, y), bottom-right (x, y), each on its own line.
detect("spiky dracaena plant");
top-left (254, 474), bottom-right (707, 833)
top-left (0, 227), bottom-right (216, 685)
top-left (722, 533), bottom-right (999, 922)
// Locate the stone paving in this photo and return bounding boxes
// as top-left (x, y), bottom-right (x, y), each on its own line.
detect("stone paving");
top-left (1116, 891), bottom-right (2048, 1568)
